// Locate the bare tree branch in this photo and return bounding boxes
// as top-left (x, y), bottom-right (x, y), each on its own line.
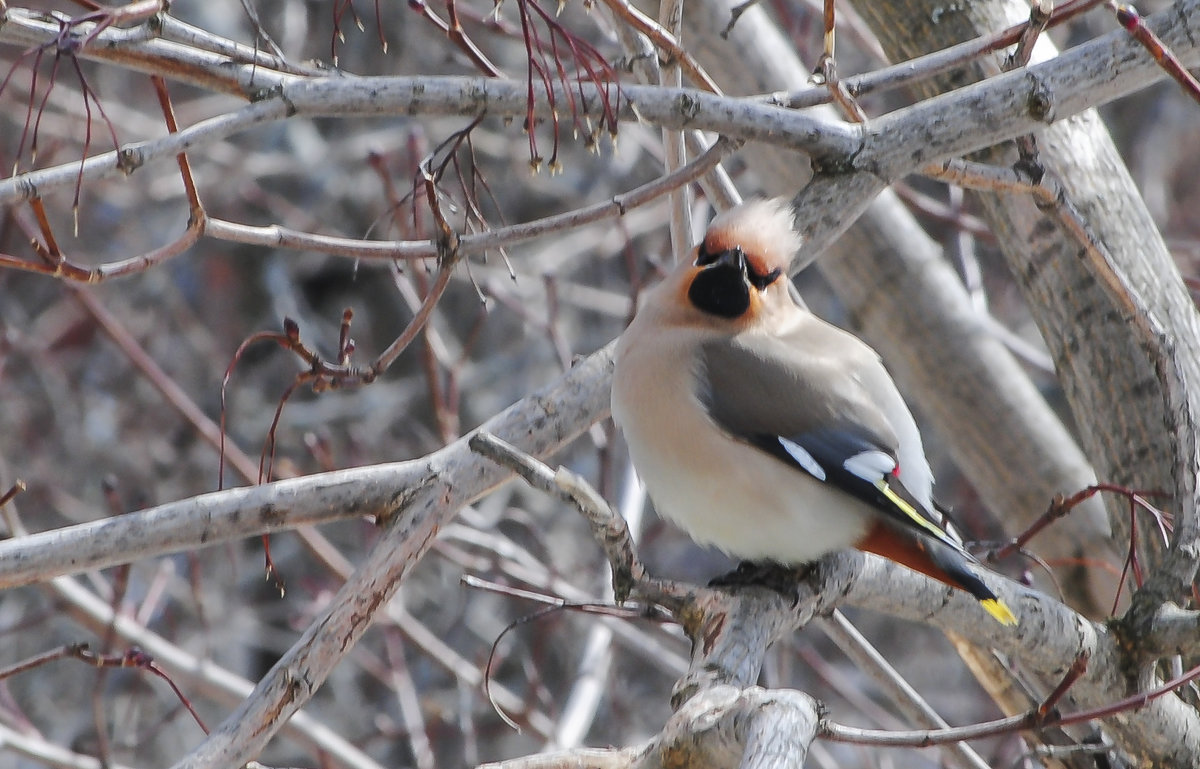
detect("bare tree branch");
top-left (168, 344), bottom-right (614, 769)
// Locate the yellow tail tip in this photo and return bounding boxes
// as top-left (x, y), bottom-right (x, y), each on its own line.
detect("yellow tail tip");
top-left (981, 598), bottom-right (1018, 626)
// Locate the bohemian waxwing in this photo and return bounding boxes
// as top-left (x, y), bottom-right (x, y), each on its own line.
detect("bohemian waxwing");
top-left (611, 198), bottom-right (1015, 625)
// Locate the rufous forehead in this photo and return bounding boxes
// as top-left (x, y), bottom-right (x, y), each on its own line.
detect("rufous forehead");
top-left (701, 230), bottom-right (776, 277)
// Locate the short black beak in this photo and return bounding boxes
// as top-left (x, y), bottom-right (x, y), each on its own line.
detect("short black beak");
top-left (696, 246), bottom-right (748, 276)
top-left (695, 246), bottom-right (781, 291)
top-left (688, 247), bottom-right (752, 319)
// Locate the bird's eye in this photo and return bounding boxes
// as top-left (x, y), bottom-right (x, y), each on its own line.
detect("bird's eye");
top-left (746, 266), bottom-right (782, 291)
top-left (694, 242), bottom-right (724, 267)
top-left (694, 245), bottom-right (781, 292)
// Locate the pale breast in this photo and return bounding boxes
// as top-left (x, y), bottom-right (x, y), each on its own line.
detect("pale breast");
top-left (612, 329), bottom-right (873, 563)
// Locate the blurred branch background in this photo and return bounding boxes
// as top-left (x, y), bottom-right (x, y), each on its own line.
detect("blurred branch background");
top-left (1, 0), bottom-right (1198, 767)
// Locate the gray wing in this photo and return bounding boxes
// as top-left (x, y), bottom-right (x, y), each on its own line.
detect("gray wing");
top-left (697, 328), bottom-right (900, 459)
top-left (697, 325), bottom-right (980, 565)
top-left (697, 325), bottom-right (1013, 622)
top-left (697, 328), bottom-right (939, 536)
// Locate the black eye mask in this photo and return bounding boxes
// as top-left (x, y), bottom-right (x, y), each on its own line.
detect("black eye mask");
top-left (688, 246), bottom-right (782, 318)
top-left (695, 245), bottom-right (782, 287)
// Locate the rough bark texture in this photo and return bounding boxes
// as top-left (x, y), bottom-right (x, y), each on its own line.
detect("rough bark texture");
top-left (851, 0), bottom-right (1200, 765)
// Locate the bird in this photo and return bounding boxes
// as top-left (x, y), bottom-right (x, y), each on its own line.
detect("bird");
top-left (611, 198), bottom-right (1016, 625)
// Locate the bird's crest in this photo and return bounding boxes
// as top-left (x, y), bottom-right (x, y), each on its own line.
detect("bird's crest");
top-left (702, 199), bottom-right (801, 278)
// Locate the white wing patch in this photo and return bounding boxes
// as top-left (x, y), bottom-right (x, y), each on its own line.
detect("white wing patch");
top-left (842, 450), bottom-right (896, 482)
top-left (778, 438), bottom-right (827, 481)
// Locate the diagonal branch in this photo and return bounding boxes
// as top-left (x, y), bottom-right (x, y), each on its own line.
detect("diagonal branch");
top-left (167, 343), bottom-right (616, 769)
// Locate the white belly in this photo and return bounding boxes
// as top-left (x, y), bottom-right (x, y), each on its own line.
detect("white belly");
top-left (612, 335), bottom-right (872, 563)
top-left (623, 418), bottom-right (872, 562)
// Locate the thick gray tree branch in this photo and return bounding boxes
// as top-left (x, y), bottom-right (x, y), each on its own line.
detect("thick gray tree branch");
top-left (0, 468), bottom-right (400, 589)
top-left (476, 687), bottom-right (818, 769)
top-left (849, 1), bottom-right (1200, 764)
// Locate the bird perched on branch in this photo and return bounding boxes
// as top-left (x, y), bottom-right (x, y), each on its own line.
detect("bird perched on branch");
top-left (611, 198), bottom-right (1015, 625)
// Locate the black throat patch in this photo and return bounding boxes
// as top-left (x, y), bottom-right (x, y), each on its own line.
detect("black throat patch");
top-left (688, 258), bottom-right (751, 318)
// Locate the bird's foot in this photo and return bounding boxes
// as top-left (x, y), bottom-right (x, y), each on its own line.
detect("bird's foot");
top-left (708, 560), bottom-right (808, 599)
